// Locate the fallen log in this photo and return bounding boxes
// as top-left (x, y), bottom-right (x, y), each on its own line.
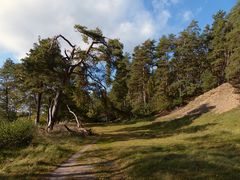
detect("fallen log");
top-left (64, 125), bottom-right (94, 136)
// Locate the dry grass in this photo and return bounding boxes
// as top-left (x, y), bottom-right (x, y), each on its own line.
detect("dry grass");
top-left (75, 108), bottom-right (240, 179)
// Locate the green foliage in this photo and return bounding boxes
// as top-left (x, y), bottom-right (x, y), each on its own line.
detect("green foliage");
top-left (173, 20), bottom-right (207, 99)
top-left (225, 51), bottom-right (240, 88)
top-left (74, 25), bottom-right (103, 42)
top-left (150, 94), bottom-right (171, 112)
top-left (128, 40), bottom-right (155, 116)
top-left (201, 70), bottom-right (218, 92)
top-left (151, 35), bottom-right (175, 111)
top-left (22, 38), bottom-right (63, 91)
top-left (0, 59), bottom-right (18, 121)
top-left (109, 53), bottom-right (130, 114)
top-left (209, 10), bottom-right (230, 85)
top-left (0, 119), bottom-right (35, 149)
top-left (225, 2), bottom-right (240, 88)
top-left (131, 103), bottom-right (152, 117)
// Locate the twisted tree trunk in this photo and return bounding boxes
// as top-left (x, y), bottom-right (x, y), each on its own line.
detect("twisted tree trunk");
top-left (47, 90), bottom-right (62, 131)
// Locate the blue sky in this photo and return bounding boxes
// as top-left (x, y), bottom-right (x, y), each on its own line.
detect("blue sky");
top-left (0, 0), bottom-right (237, 67)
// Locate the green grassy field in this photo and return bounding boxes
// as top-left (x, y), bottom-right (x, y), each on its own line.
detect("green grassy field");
top-left (77, 108), bottom-right (240, 179)
top-left (0, 108), bottom-right (240, 179)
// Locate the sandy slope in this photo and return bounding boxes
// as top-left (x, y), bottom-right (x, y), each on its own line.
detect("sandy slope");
top-left (166, 83), bottom-right (240, 118)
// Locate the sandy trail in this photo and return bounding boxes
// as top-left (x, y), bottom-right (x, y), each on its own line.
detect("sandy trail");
top-left (46, 141), bottom-right (98, 180)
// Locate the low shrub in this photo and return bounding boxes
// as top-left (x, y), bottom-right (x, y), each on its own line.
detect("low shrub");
top-left (0, 119), bottom-right (35, 149)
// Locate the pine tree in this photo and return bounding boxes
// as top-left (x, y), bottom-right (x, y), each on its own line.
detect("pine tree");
top-left (173, 20), bottom-right (206, 102)
top-left (128, 40), bottom-right (155, 115)
top-left (22, 38), bottom-right (62, 125)
top-left (0, 59), bottom-right (17, 121)
top-left (225, 2), bottom-right (240, 88)
top-left (109, 53), bottom-right (130, 116)
top-left (200, 25), bottom-right (218, 91)
top-left (209, 10), bottom-right (230, 85)
top-left (152, 35), bottom-right (174, 111)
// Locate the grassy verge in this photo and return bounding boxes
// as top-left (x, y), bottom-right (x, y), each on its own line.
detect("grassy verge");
top-left (0, 124), bottom-right (87, 179)
top-left (76, 108), bottom-right (240, 179)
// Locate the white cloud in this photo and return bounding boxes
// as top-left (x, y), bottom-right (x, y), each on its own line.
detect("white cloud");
top-left (0, 0), bottom-right (178, 59)
top-left (182, 10), bottom-right (194, 22)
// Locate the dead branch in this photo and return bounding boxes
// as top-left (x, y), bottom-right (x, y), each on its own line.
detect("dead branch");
top-left (64, 49), bottom-right (70, 61)
top-left (64, 125), bottom-right (93, 137)
top-left (66, 105), bottom-right (83, 128)
top-left (55, 34), bottom-right (76, 48)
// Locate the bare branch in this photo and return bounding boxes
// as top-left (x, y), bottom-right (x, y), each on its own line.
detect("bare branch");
top-left (85, 67), bottom-right (107, 90)
top-left (70, 48), bottom-right (76, 60)
top-left (86, 41), bottom-right (96, 55)
top-left (67, 41), bottom-right (97, 74)
top-left (55, 34), bottom-right (76, 48)
top-left (66, 105), bottom-right (83, 128)
top-left (64, 50), bottom-right (70, 61)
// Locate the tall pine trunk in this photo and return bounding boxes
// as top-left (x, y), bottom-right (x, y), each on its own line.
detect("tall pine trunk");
top-left (142, 66), bottom-right (147, 106)
top-left (35, 92), bottom-right (42, 125)
top-left (5, 87), bottom-right (9, 120)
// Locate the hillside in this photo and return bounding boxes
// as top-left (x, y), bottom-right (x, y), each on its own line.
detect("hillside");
top-left (167, 83), bottom-right (240, 118)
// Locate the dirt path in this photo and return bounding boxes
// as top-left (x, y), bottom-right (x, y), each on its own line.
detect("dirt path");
top-left (46, 141), bottom-right (98, 180)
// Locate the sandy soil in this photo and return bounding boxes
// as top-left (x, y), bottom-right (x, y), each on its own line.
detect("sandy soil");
top-left (166, 83), bottom-right (240, 118)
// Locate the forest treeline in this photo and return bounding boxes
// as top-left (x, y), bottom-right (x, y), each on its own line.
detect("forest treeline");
top-left (0, 2), bottom-right (240, 130)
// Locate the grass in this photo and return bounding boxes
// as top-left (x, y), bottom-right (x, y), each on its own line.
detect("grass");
top-left (0, 124), bottom-right (88, 179)
top-left (75, 108), bottom-right (240, 179)
top-left (1, 108), bottom-right (240, 179)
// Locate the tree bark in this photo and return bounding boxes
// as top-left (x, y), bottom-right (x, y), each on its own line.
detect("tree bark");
top-left (35, 92), bottom-right (42, 125)
top-left (5, 87), bottom-right (9, 120)
top-left (47, 90), bottom-right (62, 131)
top-left (142, 66), bottom-right (147, 106)
top-left (28, 103), bottom-right (32, 120)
